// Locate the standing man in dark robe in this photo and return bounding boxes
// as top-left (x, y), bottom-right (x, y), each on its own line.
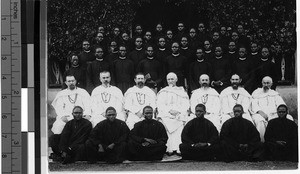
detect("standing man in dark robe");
top-left (220, 104), bottom-right (264, 162)
top-left (179, 36), bottom-right (193, 68)
top-left (105, 40), bottom-right (119, 66)
top-left (78, 40), bottom-right (95, 68)
top-left (111, 45), bottom-right (135, 94)
top-left (85, 107), bottom-right (130, 164)
top-left (137, 45), bottom-right (163, 91)
top-left (227, 41), bottom-right (238, 63)
top-left (165, 30), bottom-right (174, 51)
top-left (249, 42), bottom-right (260, 64)
top-left (197, 23), bottom-right (210, 47)
top-left (264, 105), bottom-right (298, 162)
top-left (92, 32), bottom-right (108, 56)
top-left (156, 37), bottom-right (171, 64)
top-left (180, 104), bottom-right (220, 161)
top-left (187, 28), bottom-right (200, 52)
top-left (57, 106), bottom-right (92, 164)
top-left (188, 48), bottom-right (212, 92)
top-left (165, 42), bottom-right (187, 88)
top-left (210, 46), bottom-right (232, 93)
top-left (128, 37), bottom-right (145, 71)
top-left (174, 22), bottom-right (187, 42)
top-left (86, 47), bottom-right (110, 94)
top-left (127, 106), bottom-right (168, 161)
top-left (203, 40), bottom-right (214, 63)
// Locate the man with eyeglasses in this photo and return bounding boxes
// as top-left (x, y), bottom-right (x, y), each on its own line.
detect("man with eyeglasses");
top-left (264, 105), bottom-right (298, 162)
top-left (251, 76), bottom-right (294, 142)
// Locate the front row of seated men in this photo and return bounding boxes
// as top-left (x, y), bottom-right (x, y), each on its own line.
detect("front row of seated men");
top-left (50, 104), bottom-right (297, 164)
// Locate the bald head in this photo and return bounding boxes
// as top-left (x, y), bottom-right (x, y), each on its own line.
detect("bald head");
top-left (199, 74), bottom-right (210, 87)
top-left (262, 76), bottom-right (273, 91)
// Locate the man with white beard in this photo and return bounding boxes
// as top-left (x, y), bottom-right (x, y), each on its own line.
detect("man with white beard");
top-left (157, 72), bottom-right (190, 156)
top-left (124, 73), bottom-right (156, 130)
top-left (190, 74), bottom-right (221, 132)
top-left (251, 76), bottom-right (294, 142)
top-left (90, 71), bottom-right (125, 127)
top-left (220, 74), bottom-right (253, 126)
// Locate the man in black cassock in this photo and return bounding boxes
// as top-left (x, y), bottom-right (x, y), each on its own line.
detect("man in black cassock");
top-left (57, 106), bottom-right (92, 164)
top-left (180, 104), bottom-right (221, 161)
top-left (220, 104), bottom-right (264, 162)
top-left (78, 40), bottom-right (95, 68)
top-left (85, 107), bottom-right (130, 164)
top-left (127, 106), bottom-right (168, 161)
top-left (128, 37), bottom-right (145, 71)
top-left (137, 45), bottom-right (163, 91)
top-left (86, 47), bottom-right (110, 93)
top-left (111, 45), bottom-right (135, 93)
top-left (264, 105), bottom-right (298, 162)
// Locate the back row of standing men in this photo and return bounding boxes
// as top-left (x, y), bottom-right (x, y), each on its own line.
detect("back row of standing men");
top-left (50, 71), bottom-right (296, 163)
top-left (65, 23), bottom-right (278, 95)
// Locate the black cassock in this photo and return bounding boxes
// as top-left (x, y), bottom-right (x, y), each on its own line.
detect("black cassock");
top-left (128, 49), bottom-right (145, 71)
top-left (220, 117), bottom-right (264, 162)
top-left (58, 119), bottom-right (92, 161)
top-left (111, 58), bottom-right (135, 94)
top-left (210, 56), bottom-right (232, 93)
top-left (264, 117), bottom-right (298, 162)
top-left (86, 59), bottom-right (110, 93)
top-left (253, 58), bottom-right (278, 90)
top-left (78, 51), bottom-right (95, 68)
top-left (232, 57), bottom-right (255, 93)
top-left (180, 117), bottom-right (220, 161)
top-left (127, 119), bottom-right (168, 161)
top-left (63, 65), bottom-right (87, 90)
top-left (165, 54), bottom-right (187, 87)
top-left (86, 119), bottom-right (130, 163)
top-left (188, 60), bottom-right (212, 92)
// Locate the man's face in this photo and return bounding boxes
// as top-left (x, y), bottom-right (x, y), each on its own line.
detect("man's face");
top-left (200, 76), bottom-right (209, 87)
top-left (231, 75), bottom-right (240, 89)
top-left (110, 41), bottom-right (117, 52)
top-left (178, 23), bottom-right (184, 31)
top-left (239, 48), bottom-right (246, 58)
top-left (181, 37), bottom-right (188, 47)
top-left (100, 72), bottom-right (111, 85)
top-left (228, 42), bottom-right (236, 51)
top-left (204, 41), bottom-right (211, 50)
top-left (135, 74), bottom-right (145, 87)
top-left (158, 38), bottom-right (165, 47)
top-left (96, 33), bottom-right (104, 42)
top-left (82, 41), bottom-right (90, 51)
top-left (98, 26), bottom-right (104, 33)
top-left (233, 106), bottom-right (243, 118)
top-left (215, 47), bottom-right (222, 57)
top-left (166, 31), bottom-right (173, 39)
top-left (171, 43), bottom-right (179, 53)
top-left (135, 26), bottom-right (142, 34)
top-left (135, 38), bottom-right (143, 48)
top-left (237, 25), bottom-right (244, 34)
top-left (196, 49), bottom-right (204, 59)
top-left (156, 24), bottom-right (162, 32)
top-left (119, 46), bottom-right (126, 57)
top-left (72, 107), bottom-right (83, 121)
top-left (144, 32), bottom-right (151, 40)
top-left (122, 33), bottom-right (129, 41)
top-left (198, 23), bottom-right (205, 32)
top-left (106, 109), bottom-right (117, 122)
top-left (220, 27), bottom-right (226, 35)
top-left (277, 107), bottom-right (287, 119)
top-left (146, 47), bottom-right (154, 57)
top-left (113, 28), bottom-right (120, 36)
top-left (212, 32), bottom-right (219, 41)
top-left (195, 106), bottom-right (206, 118)
top-left (251, 43), bottom-right (258, 53)
top-left (143, 107), bottom-right (153, 120)
top-left (189, 29), bottom-right (196, 37)
top-left (262, 79), bottom-right (272, 91)
top-left (95, 48), bottom-right (104, 59)
top-left (231, 32), bottom-right (239, 41)
top-left (71, 55), bottom-right (79, 66)
top-left (167, 75), bottom-right (177, 86)
top-left (65, 76), bottom-right (76, 90)
top-left (261, 48), bottom-right (269, 58)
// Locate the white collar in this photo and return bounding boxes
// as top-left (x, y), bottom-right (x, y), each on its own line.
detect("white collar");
top-left (172, 53), bottom-right (180, 57)
top-left (251, 52), bottom-right (258, 55)
top-left (136, 47), bottom-right (143, 51)
top-left (72, 64), bottom-right (79, 68)
top-left (229, 51), bottom-right (236, 54)
top-left (215, 56), bottom-right (222, 59)
top-left (84, 50), bottom-right (91, 53)
top-left (239, 57), bottom-right (246, 61)
top-left (112, 50), bottom-right (118, 54)
top-left (147, 56), bottom-right (154, 60)
top-left (119, 56), bottom-right (126, 59)
top-left (205, 50), bottom-right (211, 54)
top-left (197, 59), bottom-right (204, 62)
top-left (181, 47), bottom-right (188, 50)
top-left (96, 58), bottom-right (104, 61)
top-left (159, 48), bottom-right (166, 51)
top-left (261, 57), bottom-right (268, 61)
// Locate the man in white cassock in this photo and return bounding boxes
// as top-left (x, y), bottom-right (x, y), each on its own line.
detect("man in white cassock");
top-left (51, 74), bottom-right (91, 135)
top-left (190, 74), bottom-right (221, 132)
top-left (157, 72), bottom-right (190, 156)
top-left (220, 74), bottom-right (254, 125)
top-left (90, 71), bottom-right (125, 127)
top-left (124, 73), bottom-right (156, 130)
top-left (251, 76), bottom-right (294, 142)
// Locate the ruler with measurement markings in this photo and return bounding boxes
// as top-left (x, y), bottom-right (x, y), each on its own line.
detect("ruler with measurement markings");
top-left (1, 0), bottom-right (22, 173)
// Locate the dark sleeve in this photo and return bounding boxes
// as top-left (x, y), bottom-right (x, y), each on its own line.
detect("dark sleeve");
top-left (129, 122), bottom-right (144, 143)
top-left (264, 120), bottom-right (276, 143)
top-left (155, 122), bottom-right (168, 145)
top-left (114, 122), bottom-right (130, 145)
top-left (88, 123), bottom-right (103, 146)
top-left (220, 59), bottom-right (232, 85)
top-left (188, 63), bottom-right (197, 91)
top-left (59, 122), bottom-right (72, 152)
top-left (86, 63), bottom-right (94, 93)
top-left (220, 121), bottom-right (239, 148)
top-left (181, 121), bottom-right (194, 145)
top-left (247, 122), bottom-right (261, 145)
top-left (207, 121), bottom-right (219, 145)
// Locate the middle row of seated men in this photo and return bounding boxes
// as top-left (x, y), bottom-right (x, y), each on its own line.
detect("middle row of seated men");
top-left (50, 71), bottom-right (296, 163)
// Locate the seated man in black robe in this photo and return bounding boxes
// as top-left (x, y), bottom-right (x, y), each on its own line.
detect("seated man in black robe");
top-left (180, 104), bottom-right (220, 161)
top-left (57, 106), bottom-right (92, 164)
top-left (220, 104), bottom-right (264, 162)
top-left (127, 106), bottom-right (168, 161)
top-left (264, 104), bottom-right (298, 162)
top-left (85, 107), bottom-right (130, 164)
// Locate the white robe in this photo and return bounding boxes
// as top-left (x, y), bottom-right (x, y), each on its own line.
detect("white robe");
top-left (90, 85), bottom-right (125, 127)
top-left (157, 86), bottom-right (190, 153)
top-left (51, 87), bottom-right (91, 134)
top-left (251, 88), bottom-right (293, 142)
top-left (220, 86), bottom-right (254, 125)
top-left (124, 86), bottom-right (156, 130)
top-left (190, 87), bottom-right (221, 132)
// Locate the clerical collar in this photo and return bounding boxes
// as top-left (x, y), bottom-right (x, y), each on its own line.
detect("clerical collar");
top-left (84, 50), bottom-right (91, 53)
top-left (239, 57), bottom-right (246, 61)
top-left (181, 47), bottom-right (188, 50)
top-left (72, 64), bottom-right (79, 68)
top-left (96, 58), bottom-right (104, 61)
top-left (205, 50), bottom-right (211, 54)
top-left (159, 48), bottom-right (166, 51)
top-left (147, 56), bottom-right (154, 60)
top-left (172, 53), bottom-right (180, 57)
top-left (197, 59), bottom-right (204, 62)
top-left (112, 50), bottom-right (118, 54)
top-left (229, 51), bottom-right (236, 54)
top-left (136, 47), bottom-right (143, 51)
top-left (261, 57), bottom-right (268, 61)
top-left (251, 52), bottom-right (258, 55)
top-left (215, 56), bottom-right (222, 59)
top-left (119, 56), bottom-right (126, 59)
